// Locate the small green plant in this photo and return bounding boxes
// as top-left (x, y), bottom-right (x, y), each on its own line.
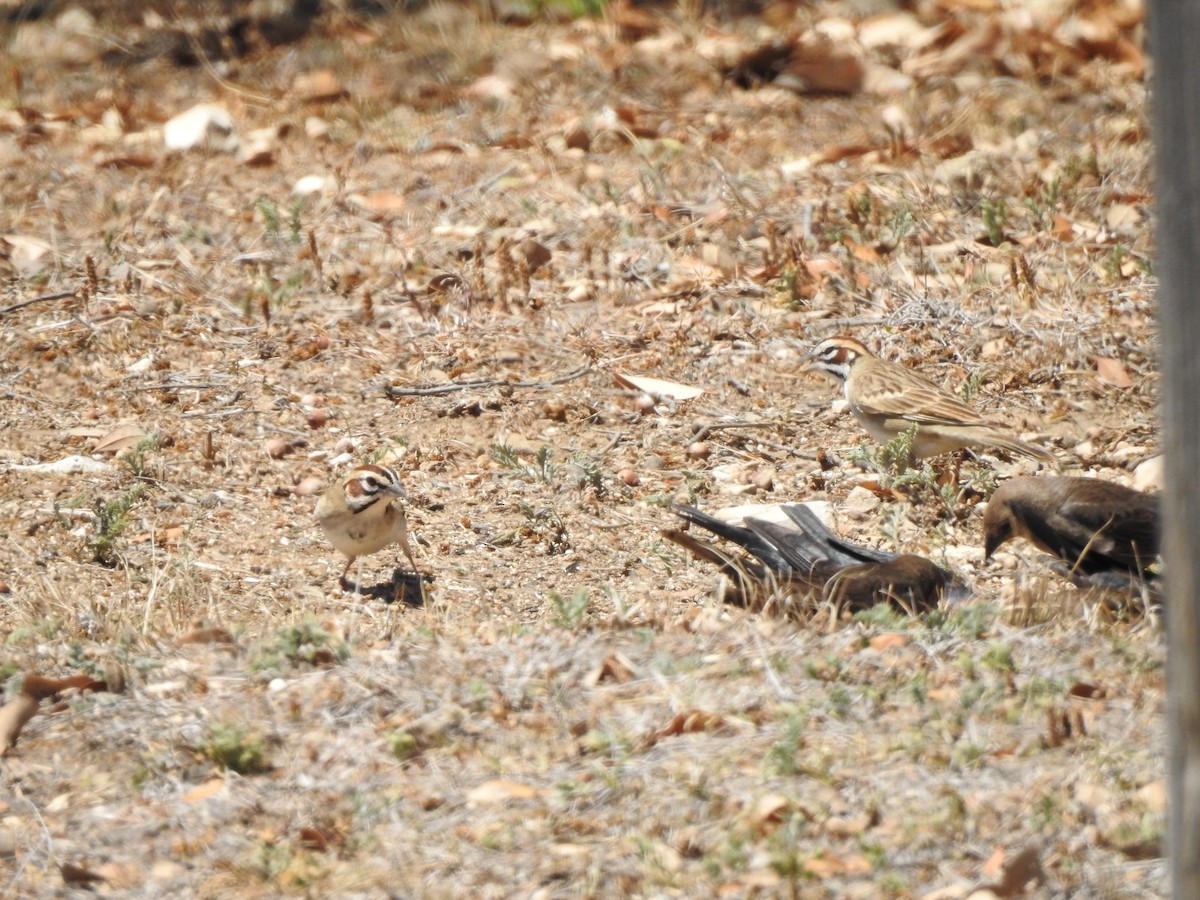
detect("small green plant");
top-left (288, 197), bottom-right (305, 243)
top-left (886, 205), bottom-right (915, 244)
top-left (958, 369), bottom-right (984, 405)
top-left (387, 731), bottom-right (420, 760)
top-left (122, 433), bottom-right (162, 479)
top-left (981, 197), bottom-right (1009, 246)
top-left (825, 683), bottom-right (852, 719)
top-left (950, 740), bottom-right (987, 769)
top-left (853, 603), bottom-right (907, 629)
top-left (567, 452), bottom-right (605, 495)
top-left (91, 484), bottom-right (148, 565)
top-left (202, 723), bottom-right (267, 774)
top-left (491, 443), bottom-right (560, 484)
top-left (255, 196), bottom-right (281, 238)
top-left (848, 425), bottom-right (919, 477)
top-left (550, 587), bottom-right (590, 629)
top-left (982, 641), bottom-right (1016, 674)
top-left (763, 709), bottom-right (808, 777)
top-left (251, 622), bottom-right (349, 671)
top-left (940, 603), bottom-right (999, 640)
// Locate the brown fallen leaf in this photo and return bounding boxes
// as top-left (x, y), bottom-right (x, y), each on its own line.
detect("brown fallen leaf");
top-left (466, 779), bottom-right (547, 805)
top-left (980, 844), bottom-right (1045, 897)
top-left (1067, 681), bottom-right (1105, 699)
top-left (802, 850), bottom-right (872, 878)
top-left (93, 423), bottom-right (149, 454)
top-left (0, 694), bottom-right (40, 756)
top-left (868, 633), bottom-right (908, 651)
top-left (613, 373), bottom-right (704, 401)
top-left (293, 70), bottom-right (348, 103)
top-left (746, 793), bottom-right (789, 833)
top-left (60, 862), bottom-right (106, 886)
top-left (640, 709), bottom-right (730, 750)
top-left (584, 652), bottom-right (637, 686)
top-left (178, 627), bottom-right (237, 646)
top-left (181, 778), bottom-right (225, 804)
top-left (1093, 356), bottom-right (1133, 388)
top-left (348, 192), bottom-right (407, 215)
top-left (22, 673), bottom-right (108, 699)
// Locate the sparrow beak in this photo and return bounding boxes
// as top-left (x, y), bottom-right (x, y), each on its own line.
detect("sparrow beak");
top-left (386, 482), bottom-right (408, 499)
top-left (983, 532), bottom-right (1000, 563)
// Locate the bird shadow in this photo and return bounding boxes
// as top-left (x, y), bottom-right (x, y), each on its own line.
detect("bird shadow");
top-left (342, 570), bottom-right (431, 607)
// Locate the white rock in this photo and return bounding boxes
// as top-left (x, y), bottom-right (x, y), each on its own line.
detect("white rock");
top-left (293, 174), bottom-right (334, 196)
top-left (841, 485), bottom-right (881, 518)
top-left (164, 103), bottom-right (238, 152)
top-left (12, 455), bottom-right (113, 474)
top-left (1132, 455), bottom-right (1163, 493)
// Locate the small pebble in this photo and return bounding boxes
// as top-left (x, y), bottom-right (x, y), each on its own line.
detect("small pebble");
top-left (750, 469), bottom-right (774, 492)
top-left (306, 409), bottom-right (328, 429)
top-left (294, 476), bottom-right (325, 497)
top-left (687, 441), bottom-right (711, 460)
top-left (618, 467), bottom-right (640, 487)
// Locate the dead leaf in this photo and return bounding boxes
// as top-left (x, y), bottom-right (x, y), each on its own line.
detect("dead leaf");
top-left (516, 239), bottom-right (551, 275)
top-left (178, 627), bottom-right (237, 646)
top-left (981, 845), bottom-right (1045, 896)
top-left (297, 826), bottom-right (335, 852)
top-left (0, 234), bottom-right (53, 275)
top-left (1067, 681), bottom-right (1105, 699)
top-left (60, 862), bottom-right (106, 885)
top-left (466, 779), bottom-right (546, 805)
top-left (93, 423), bottom-right (149, 454)
top-left (22, 673), bottom-right (108, 699)
top-left (181, 778), bottom-right (225, 803)
top-left (613, 373), bottom-right (704, 401)
top-left (348, 192), bottom-right (407, 215)
top-left (293, 70), bottom-right (348, 103)
top-left (803, 850), bottom-right (872, 878)
top-left (868, 633), bottom-right (908, 651)
top-left (0, 694), bottom-right (40, 756)
top-left (747, 793), bottom-right (789, 833)
top-left (1093, 356), bottom-right (1133, 388)
top-left (1105, 202), bottom-right (1141, 231)
top-left (163, 103), bottom-right (236, 152)
top-left (641, 709), bottom-right (729, 750)
top-left (584, 652), bottom-right (637, 686)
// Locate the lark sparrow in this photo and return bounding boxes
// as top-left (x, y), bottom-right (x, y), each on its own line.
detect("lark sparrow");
top-left (983, 476), bottom-right (1159, 581)
top-left (668, 503), bottom-right (964, 613)
top-left (315, 464), bottom-right (419, 590)
top-left (804, 336), bottom-right (1055, 464)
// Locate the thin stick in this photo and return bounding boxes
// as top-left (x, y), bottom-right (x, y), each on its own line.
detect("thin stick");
top-left (0, 290), bottom-right (76, 316)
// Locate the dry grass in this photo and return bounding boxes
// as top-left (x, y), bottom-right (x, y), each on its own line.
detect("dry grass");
top-left (0, 1), bottom-right (1162, 896)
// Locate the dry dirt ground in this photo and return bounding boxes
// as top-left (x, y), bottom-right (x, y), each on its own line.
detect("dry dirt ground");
top-left (0, 1), bottom-right (1164, 897)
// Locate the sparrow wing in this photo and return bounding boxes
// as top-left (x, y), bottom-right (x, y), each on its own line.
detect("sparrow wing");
top-left (780, 503), bottom-right (894, 565)
top-left (743, 518), bottom-right (838, 581)
top-left (1055, 494), bottom-right (1160, 572)
top-left (671, 505), bottom-right (793, 574)
top-left (853, 363), bottom-right (993, 427)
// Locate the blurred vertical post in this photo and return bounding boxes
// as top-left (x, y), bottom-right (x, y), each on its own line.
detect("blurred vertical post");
top-left (1150, 1), bottom-right (1200, 893)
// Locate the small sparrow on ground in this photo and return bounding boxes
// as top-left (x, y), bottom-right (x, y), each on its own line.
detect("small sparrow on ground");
top-left (667, 502), bottom-right (965, 614)
top-left (315, 464), bottom-right (420, 591)
top-left (983, 476), bottom-right (1159, 587)
top-left (804, 336), bottom-right (1055, 465)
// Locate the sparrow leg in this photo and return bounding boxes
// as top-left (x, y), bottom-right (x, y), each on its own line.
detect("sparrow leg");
top-left (397, 530), bottom-right (420, 575)
top-left (339, 557), bottom-right (359, 593)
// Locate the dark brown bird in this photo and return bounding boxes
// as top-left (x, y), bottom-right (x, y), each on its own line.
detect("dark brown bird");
top-left (667, 503), bottom-right (965, 614)
top-left (983, 476), bottom-right (1160, 587)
